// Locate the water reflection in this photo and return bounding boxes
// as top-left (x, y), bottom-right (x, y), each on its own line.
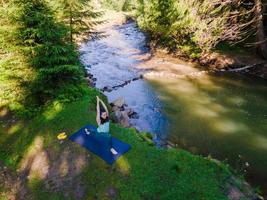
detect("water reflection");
top-left (148, 73), bottom-right (267, 193)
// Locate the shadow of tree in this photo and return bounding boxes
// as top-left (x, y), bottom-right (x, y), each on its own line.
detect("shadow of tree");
top-left (0, 96), bottom-right (100, 199)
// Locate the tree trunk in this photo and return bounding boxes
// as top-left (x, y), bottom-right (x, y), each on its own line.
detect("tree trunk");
top-left (69, 6), bottom-right (73, 43)
top-left (255, 0), bottom-right (267, 59)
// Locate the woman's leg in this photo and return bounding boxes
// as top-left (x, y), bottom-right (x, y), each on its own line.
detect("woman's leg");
top-left (85, 125), bottom-right (98, 135)
top-left (88, 130), bottom-right (117, 154)
top-left (108, 135), bottom-right (112, 148)
top-left (107, 135), bottom-right (118, 155)
top-left (101, 132), bottom-right (112, 147)
top-left (101, 133), bottom-right (117, 154)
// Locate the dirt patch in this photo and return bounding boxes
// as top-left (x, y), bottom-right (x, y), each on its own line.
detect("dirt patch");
top-left (146, 31), bottom-right (267, 80)
top-left (0, 139), bottom-right (92, 199)
top-left (199, 51), bottom-right (265, 69)
top-left (0, 160), bottom-right (32, 200)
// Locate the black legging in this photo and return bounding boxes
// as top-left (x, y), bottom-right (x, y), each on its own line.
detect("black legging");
top-left (90, 127), bottom-right (113, 148)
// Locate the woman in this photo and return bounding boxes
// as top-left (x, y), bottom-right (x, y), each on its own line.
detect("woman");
top-left (85, 96), bottom-right (118, 155)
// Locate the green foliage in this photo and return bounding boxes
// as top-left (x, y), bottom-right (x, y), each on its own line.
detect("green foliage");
top-left (135, 0), bottom-right (225, 56)
top-left (53, 0), bottom-right (103, 42)
top-left (122, 0), bottom-right (138, 11)
top-left (132, 0), bottom-right (253, 58)
top-left (100, 0), bottom-right (125, 11)
top-left (16, 0), bottom-right (86, 102)
top-left (99, 0), bottom-right (138, 11)
top-left (0, 0), bottom-right (91, 116)
top-left (0, 1), bottom-right (34, 113)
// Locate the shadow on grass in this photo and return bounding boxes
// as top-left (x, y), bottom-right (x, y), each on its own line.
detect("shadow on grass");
top-left (0, 97), bottom-right (100, 199)
top-left (0, 95), bottom-right (234, 200)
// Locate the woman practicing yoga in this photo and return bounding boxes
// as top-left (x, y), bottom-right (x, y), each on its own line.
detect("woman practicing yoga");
top-left (85, 96), bottom-right (118, 155)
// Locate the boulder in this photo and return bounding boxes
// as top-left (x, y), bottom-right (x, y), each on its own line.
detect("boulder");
top-left (114, 110), bottom-right (122, 119)
top-left (111, 97), bottom-right (125, 108)
top-left (102, 86), bottom-right (112, 92)
top-left (111, 105), bottom-right (120, 112)
top-left (87, 74), bottom-right (93, 78)
top-left (120, 111), bottom-right (130, 127)
top-left (114, 110), bottom-right (130, 127)
top-left (129, 111), bottom-right (139, 119)
top-left (124, 108), bottom-right (134, 116)
top-left (85, 77), bottom-right (94, 87)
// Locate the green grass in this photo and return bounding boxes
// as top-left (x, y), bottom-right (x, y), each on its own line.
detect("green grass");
top-left (0, 93), bottom-right (232, 200)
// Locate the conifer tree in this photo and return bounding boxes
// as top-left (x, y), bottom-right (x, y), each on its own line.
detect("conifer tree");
top-left (0, 0), bottom-right (36, 111)
top-left (0, 0), bottom-right (86, 114)
top-left (15, 0), bottom-right (86, 104)
top-left (56, 0), bottom-right (102, 43)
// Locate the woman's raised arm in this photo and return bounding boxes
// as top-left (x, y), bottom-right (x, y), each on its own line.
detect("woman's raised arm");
top-left (96, 96), bottom-right (101, 125)
top-left (99, 98), bottom-right (109, 116)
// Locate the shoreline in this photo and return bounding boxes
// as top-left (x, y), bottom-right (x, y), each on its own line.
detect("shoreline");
top-left (81, 10), bottom-right (265, 199)
top-left (123, 12), bottom-right (267, 81)
top-left (0, 7), bottom-right (265, 200)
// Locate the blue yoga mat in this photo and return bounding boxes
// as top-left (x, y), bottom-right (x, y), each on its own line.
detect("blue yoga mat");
top-left (69, 125), bottom-right (131, 165)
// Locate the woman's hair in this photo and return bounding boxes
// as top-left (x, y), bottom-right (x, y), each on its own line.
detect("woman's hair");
top-left (100, 115), bottom-right (109, 124)
top-left (100, 103), bottom-right (106, 113)
top-left (100, 104), bottom-right (109, 124)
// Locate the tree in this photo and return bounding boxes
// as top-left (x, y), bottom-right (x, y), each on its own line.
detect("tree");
top-left (0, 0), bottom-right (87, 114)
top-left (56, 0), bottom-right (102, 43)
top-left (0, 0), bottom-right (36, 111)
top-left (17, 0), bottom-right (86, 104)
top-left (255, 0), bottom-right (267, 58)
top-left (135, 0), bottom-right (267, 58)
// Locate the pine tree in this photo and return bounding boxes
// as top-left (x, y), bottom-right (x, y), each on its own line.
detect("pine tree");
top-left (136, 0), bottom-right (258, 57)
top-left (15, 0), bottom-right (86, 104)
top-left (0, 0), bottom-right (36, 111)
top-left (0, 0), bottom-right (87, 114)
top-left (56, 0), bottom-right (102, 43)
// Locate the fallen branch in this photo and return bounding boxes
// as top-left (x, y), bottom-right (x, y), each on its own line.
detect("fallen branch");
top-left (227, 62), bottom-right (265, 72)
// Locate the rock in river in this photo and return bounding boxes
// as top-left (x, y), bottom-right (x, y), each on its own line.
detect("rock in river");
top-left (114, 110), bottom-right (130, 127)
top-left (111, 97), bottom-right (125, 108)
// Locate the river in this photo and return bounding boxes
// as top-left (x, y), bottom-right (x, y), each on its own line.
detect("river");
top-left (80, 21), bottom-right (267, 196)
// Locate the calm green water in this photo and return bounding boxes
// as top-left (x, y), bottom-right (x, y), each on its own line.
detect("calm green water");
top-left (149, 72), bottom-right (267, 194)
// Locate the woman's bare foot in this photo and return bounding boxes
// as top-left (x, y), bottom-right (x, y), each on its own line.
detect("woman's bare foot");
top-left (110, 148), bottom-right (118, 155)
top-left (85, 128), bottom-right (90, 135)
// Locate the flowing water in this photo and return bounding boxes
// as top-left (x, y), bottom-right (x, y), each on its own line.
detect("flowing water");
top-left (80, 22), bottom-right (168, 136)
top-left (80, 21), bottom-right (267, 195)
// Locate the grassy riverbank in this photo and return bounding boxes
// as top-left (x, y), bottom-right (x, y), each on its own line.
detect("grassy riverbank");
top-left (0, 92), bottom-right (238, 200)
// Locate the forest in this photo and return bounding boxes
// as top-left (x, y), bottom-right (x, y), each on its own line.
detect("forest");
top-left (1, 0), bottom-right (267, 115)
top-left (0, 0), bottom-right (267, 199)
